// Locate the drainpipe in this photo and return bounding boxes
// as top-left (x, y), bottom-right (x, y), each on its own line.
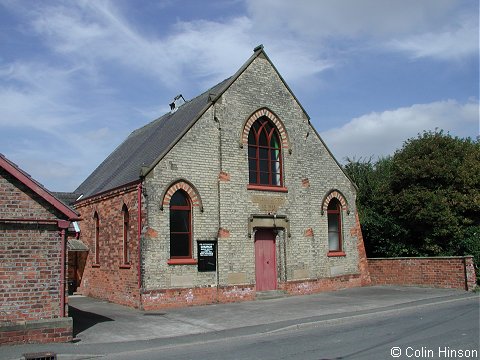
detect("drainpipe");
top-left (57, 220), bottom-right (70, 318)
top-left (137, 182), bottom-right (143, 290)
top-left (214, 103), bottom-right (221, 292)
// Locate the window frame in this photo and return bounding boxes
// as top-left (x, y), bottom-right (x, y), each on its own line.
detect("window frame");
top-left (93, 211), bottom-right (100, 266)
top-left (121, 204), bottom-right (131, 267)
top-left (247, 117), bottom-right (284, 189)
top-left (327, 199), bottom-right (345, 256)
top-left (169, 190), bottom-right (194, 261)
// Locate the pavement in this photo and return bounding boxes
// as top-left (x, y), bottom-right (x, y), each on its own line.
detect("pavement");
top-left (1, 286), bottom-right (478, 359)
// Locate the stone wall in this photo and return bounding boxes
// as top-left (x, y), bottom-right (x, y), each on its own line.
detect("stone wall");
top-left (368, 256), bottom-right (477, 291)
top-left (139, 52), bottom-right (369, 308)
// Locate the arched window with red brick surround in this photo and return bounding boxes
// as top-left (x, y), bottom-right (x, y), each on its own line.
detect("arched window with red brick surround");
top-left (169, 190), bottom-right (192, 260)
top-left (327, 198), bottom-right (343, 253)
top-left (248, 116), bottom-right (283, 187)
top-left (322, 190), bottom-right (349, 256)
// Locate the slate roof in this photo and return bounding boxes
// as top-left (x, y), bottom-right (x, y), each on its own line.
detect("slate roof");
top-left (75, 77), bottom-right (232, 198)
top-left (53, 192), bottom-right (80, 206)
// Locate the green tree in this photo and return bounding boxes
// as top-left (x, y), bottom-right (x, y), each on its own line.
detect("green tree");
top-left (345, 131), bottom-right (480, 280)
top-left (344, 157), bottom-right (409, 257)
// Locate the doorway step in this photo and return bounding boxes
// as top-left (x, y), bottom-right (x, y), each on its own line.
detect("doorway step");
top-left (255, 290), bottom-right (288, 300)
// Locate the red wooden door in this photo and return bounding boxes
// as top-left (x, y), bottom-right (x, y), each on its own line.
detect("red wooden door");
top-left (255, 229), bottom-right (277, 291)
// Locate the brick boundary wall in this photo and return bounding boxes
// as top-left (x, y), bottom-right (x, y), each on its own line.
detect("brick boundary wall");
top-left (368, 256), bottom-right (477, 291)
top-left (0, 317), bottom-right (72, 345)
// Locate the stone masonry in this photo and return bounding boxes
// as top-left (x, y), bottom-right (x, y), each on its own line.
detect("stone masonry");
top-left (73, 48), bottom-right (371, 310)
top-left (140, 52), bottom-right (370, 308)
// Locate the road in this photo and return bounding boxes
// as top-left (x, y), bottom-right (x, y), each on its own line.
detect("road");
top-left (100, 295), bottom-right (479, 360)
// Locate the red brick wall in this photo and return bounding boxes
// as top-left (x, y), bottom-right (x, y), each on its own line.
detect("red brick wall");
top-left (279, 274), bottom-right (364, 295)
top-left (0, 224), bottom-right (62, 323)
top-left (0, 318), bottom-right (72, 345)
top-left (0, 170), bottom-right (64, 323)
top-left (142, 285), bottom-right (256, 310)
top-left (368, 256), bottom-right (477, 291)
top-left (0, 169), bottom-right (60, 220)
top-left (0, 170), bottom-right (72, 344)
top-left (75, 184), bottom-right (142, 307)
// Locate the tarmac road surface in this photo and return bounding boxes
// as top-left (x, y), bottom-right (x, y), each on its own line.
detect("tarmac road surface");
top-left (1, 286), bottom-right (478, 360)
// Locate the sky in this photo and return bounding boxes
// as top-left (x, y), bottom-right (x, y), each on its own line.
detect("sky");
top-left (0, 0), bottom-right (478, 192)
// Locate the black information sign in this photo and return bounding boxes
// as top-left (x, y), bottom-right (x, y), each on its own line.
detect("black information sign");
top-left (197, 240), bottom-right (217, 272)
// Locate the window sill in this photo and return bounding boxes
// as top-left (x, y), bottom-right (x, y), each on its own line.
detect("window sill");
top-left (247, 184), bottom-right (288, 193)
top-left (327, 251), bottom-right (346, 257)
top-left (167, 258), bottom-right (198, 265)
top-left (92, 264), bottom-right (100, 268)
top-left (119, 264), bottom-right (131, 269)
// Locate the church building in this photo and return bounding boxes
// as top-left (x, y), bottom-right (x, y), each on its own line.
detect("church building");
top-left (73, 45), bottom-right (370, 309)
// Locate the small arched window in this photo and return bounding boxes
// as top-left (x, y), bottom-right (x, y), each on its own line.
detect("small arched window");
top-left (327, 199), bottom-right (342, 252)
top-left (122, 205), bottom-right (130, 265)
top-left (248, 117), bottom-right (282, 187)
top-left (170, 190), bottom-right (192, 259)
top-left (94, 211), bottom-right (100, 265)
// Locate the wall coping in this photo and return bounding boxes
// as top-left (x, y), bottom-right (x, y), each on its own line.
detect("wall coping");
top-left (0, 317), bottom-right (73, 332)
top-left (368, 256), bottom-right (474, 260)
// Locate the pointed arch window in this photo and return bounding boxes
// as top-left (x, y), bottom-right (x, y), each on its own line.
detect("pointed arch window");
top-left (93, 211), bottom-right (100, 265)
top-left (248, 116), bottom-right (283, 187)
top-left (169, 190), bottom-right (192, 259)
top-left (122, 205), bottom-right (130, 266)
top-left (327, 199), bottom-right (343, 253)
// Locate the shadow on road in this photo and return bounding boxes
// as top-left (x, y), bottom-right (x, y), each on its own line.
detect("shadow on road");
top-left (69, 305), bottom-right (114, 337)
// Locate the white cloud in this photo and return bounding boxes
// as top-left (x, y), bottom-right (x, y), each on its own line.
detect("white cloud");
top-left (0, 62), bottom-right (85, 132)
top-left (246, 0), bottom-right (477, 61)
top-left (246, 0), bottom-right (459, 38)
top-left (0, 0), bottom-right (476, 192)
top-left (387, 16), bottom-right (478, 60)
top-left (7, 0), bottom-right (330, 90)
top-left (321, 99), bottom-right (479, 162)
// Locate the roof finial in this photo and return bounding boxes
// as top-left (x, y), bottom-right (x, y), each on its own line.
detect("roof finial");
top-left (253, 44), bottom-right (264, 52)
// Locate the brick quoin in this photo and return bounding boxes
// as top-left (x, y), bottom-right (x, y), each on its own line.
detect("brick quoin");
top-left (218, 171), bottom-right (231, 182)
top-left (304, 228), bottom-right (314, 237)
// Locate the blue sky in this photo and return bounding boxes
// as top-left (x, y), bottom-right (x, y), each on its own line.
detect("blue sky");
top-left (0, 0), bottom-right (478, 191)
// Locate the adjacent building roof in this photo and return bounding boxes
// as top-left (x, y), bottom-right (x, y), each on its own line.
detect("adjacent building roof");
top-left (53, 192), bottom-right (80, 206)
top-left (0, 154), bottom-right (80, 221)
